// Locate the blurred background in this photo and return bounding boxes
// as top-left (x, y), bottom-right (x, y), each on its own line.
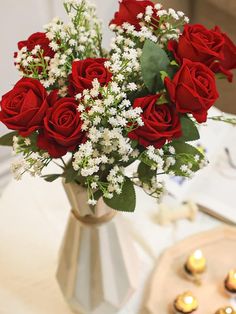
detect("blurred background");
top-left (0, 0), bottom-right (235, 194)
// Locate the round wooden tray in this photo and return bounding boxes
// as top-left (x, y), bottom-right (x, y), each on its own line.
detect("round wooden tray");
top-left (143, 226), bottom-right (236, 314)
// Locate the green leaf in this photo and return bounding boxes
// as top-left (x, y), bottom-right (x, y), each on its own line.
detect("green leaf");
top-left (170, 60), bottom-right (179, 67)
top-left (216, 73), bottom-right (227, 80)
top-left (93, 190), bottom-right (103, 201)
top-left (141, 39), bottom-right (171, 93)
top-left (104, 177), bottom-right (136, 212)
top-left (0, 131), bottom-right (18, 146)
top-left (42, 174), bottom-right (61, 182)
top-left (28, 132), bottom-right (40, 152)
top-left (127, 87), bottom-right (150, 104)
top-left (139, 151), bottom-right (155, 167)
top-left (160, 71), bottom-right (169, 82)
top-left (138, 162), bottom-right (156, 184)
top-left (177, 115), bottom-right (200, 142)
top-left (131, 140), bottom-right (138, 149)
top-left (169, 141), bottom-right (205, 174)
top-left (172, 141), bottom-right (204, 158)
top-left (63, 167), bottom-right (79, 183)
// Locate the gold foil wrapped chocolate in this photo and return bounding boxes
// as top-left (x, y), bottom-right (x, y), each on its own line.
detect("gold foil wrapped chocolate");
top-left (215, 306), bottom-right (236, 314)
top-left (174, 291), bottom-right (198, 314)
top-left (184, 249), bottom-right (206, 285)
top-left (225, 269), bottom-right (236, 293)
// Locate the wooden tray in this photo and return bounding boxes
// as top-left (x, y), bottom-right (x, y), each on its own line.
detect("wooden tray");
top-left (143, 226), bottom-right (236, 314)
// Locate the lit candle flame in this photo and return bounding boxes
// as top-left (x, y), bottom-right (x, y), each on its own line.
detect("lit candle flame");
top-left (193, 249), bottom-right (203, 260)
top-left (183, 296), bottom-right (193, 305)
top-left (225, 307), bottom-right (233, 314)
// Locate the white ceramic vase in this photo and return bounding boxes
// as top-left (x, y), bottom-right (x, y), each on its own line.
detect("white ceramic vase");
top-left (56, 181), bottom-right (140, 314)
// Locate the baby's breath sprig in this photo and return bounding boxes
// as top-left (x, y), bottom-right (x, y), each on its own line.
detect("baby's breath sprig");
top-left (12, 135), bottom-right (51, 180)
top-left (141, 6), bottom-right (189, 44)
top-left (14, 46), bottom-right (51, 81)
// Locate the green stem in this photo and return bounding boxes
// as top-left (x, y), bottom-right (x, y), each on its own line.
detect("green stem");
top-left (209, 115), bottom-right (236, 126)
top-left (60, 157), bottom-right (67, 168)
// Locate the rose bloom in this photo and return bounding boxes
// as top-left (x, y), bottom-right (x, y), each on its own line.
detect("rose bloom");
top-left (210, 27), bottom-right (236, 82)
top-left (68, 58), bottom-right (112, 96)
top-left (37, 92), bottom-right (85, 158)
top-left (165, 59), bottom-right (219, 123)
top-left (0, 78), bottom-right (48, 136)
top-left (128, 94), bottom-right (182, 148)
top-left (17, 32), bottom-right (55, 58)
top-left (168, 24), bottom-right (225, 67)
top-left (110, 0), bottom-right (156, 30)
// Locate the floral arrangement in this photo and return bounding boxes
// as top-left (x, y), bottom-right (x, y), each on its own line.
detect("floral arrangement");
top-left (0, 0), bottom-right (236, 212)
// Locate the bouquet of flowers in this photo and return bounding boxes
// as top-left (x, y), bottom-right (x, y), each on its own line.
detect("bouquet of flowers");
top-left (0, 0), bottom-right (236, 212)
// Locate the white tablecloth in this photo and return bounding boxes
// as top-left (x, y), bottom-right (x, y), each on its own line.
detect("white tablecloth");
top-left (0, 174), bottom-right (221, 314)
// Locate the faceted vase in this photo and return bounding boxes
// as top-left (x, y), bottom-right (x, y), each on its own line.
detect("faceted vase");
top-left (56, 181), bottom-right (140, 314)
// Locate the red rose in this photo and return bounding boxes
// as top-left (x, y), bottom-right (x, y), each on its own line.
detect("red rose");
top-left (37, 92), bottom-right (85, 158)
top-left (168, 24), bottom-right (224, 67)
top-left (110, 0), bottom-right (155, 30)
top-left (0, 78), bottom-right (48, 136)
top-left (210, 27), bottom-right (236, 82)
top-left (68, 58), bottom-right (112, 96)
top-left (17, 32), bottom-right (55, 58)
top-left (128, 94), bottom-right (182, 148)
top-left (165, 59), bottom-right (219, 123)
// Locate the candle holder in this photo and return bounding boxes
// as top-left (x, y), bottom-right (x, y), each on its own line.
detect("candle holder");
top-left (173, 291), bottom-right (198, 314)
top-left (184, 249), bottom-right (206, 285)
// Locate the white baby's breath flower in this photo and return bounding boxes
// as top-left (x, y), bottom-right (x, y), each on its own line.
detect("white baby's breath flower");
top-left (88, 199), bottom-right (97, 206)
top-left (145, 15), bottom-right (151, 22)
top-left (91, 182), bottom-right (98, 189)
top-left (180, 165), bottom-right (188, 172)
top-left (127, 83), bottom-right (137, 91)
top-left (155, 3), bottom-right (162, 10)
top-left (24, 138), bottom-right (31, 146)
top-left (177, 11), bottom-right (185, 17)
top-left (21, 47), bottom-right (27, 53)
top-left (168, 146), bottom-right (175, 154)
top-left (157, 9), bottom-right (167, 17)
top-left (49, 42), bottom-right (59, 51)
top-left (145, 5), bottom-right (153, 16)
top-left (137, 13), bottom-right (143, 19)
top-left (184, 16), bottom-right (190, 23)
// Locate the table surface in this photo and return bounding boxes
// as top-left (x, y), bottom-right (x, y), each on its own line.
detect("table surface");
top-left (0, 173), bottom-right (222, 314)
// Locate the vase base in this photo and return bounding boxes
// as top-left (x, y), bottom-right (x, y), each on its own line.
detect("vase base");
top-left (57, 211), bottom-right (140, 314)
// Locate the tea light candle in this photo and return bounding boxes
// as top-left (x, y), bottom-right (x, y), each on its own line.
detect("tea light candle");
top-left (174, 291), bottom-right (198, 314)
top-left (224, 269), bottom-right (236, 295)
top-left (215, 306), bottom-right (236, 314)
top-left (185, 249), bottom-right (206, 275)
